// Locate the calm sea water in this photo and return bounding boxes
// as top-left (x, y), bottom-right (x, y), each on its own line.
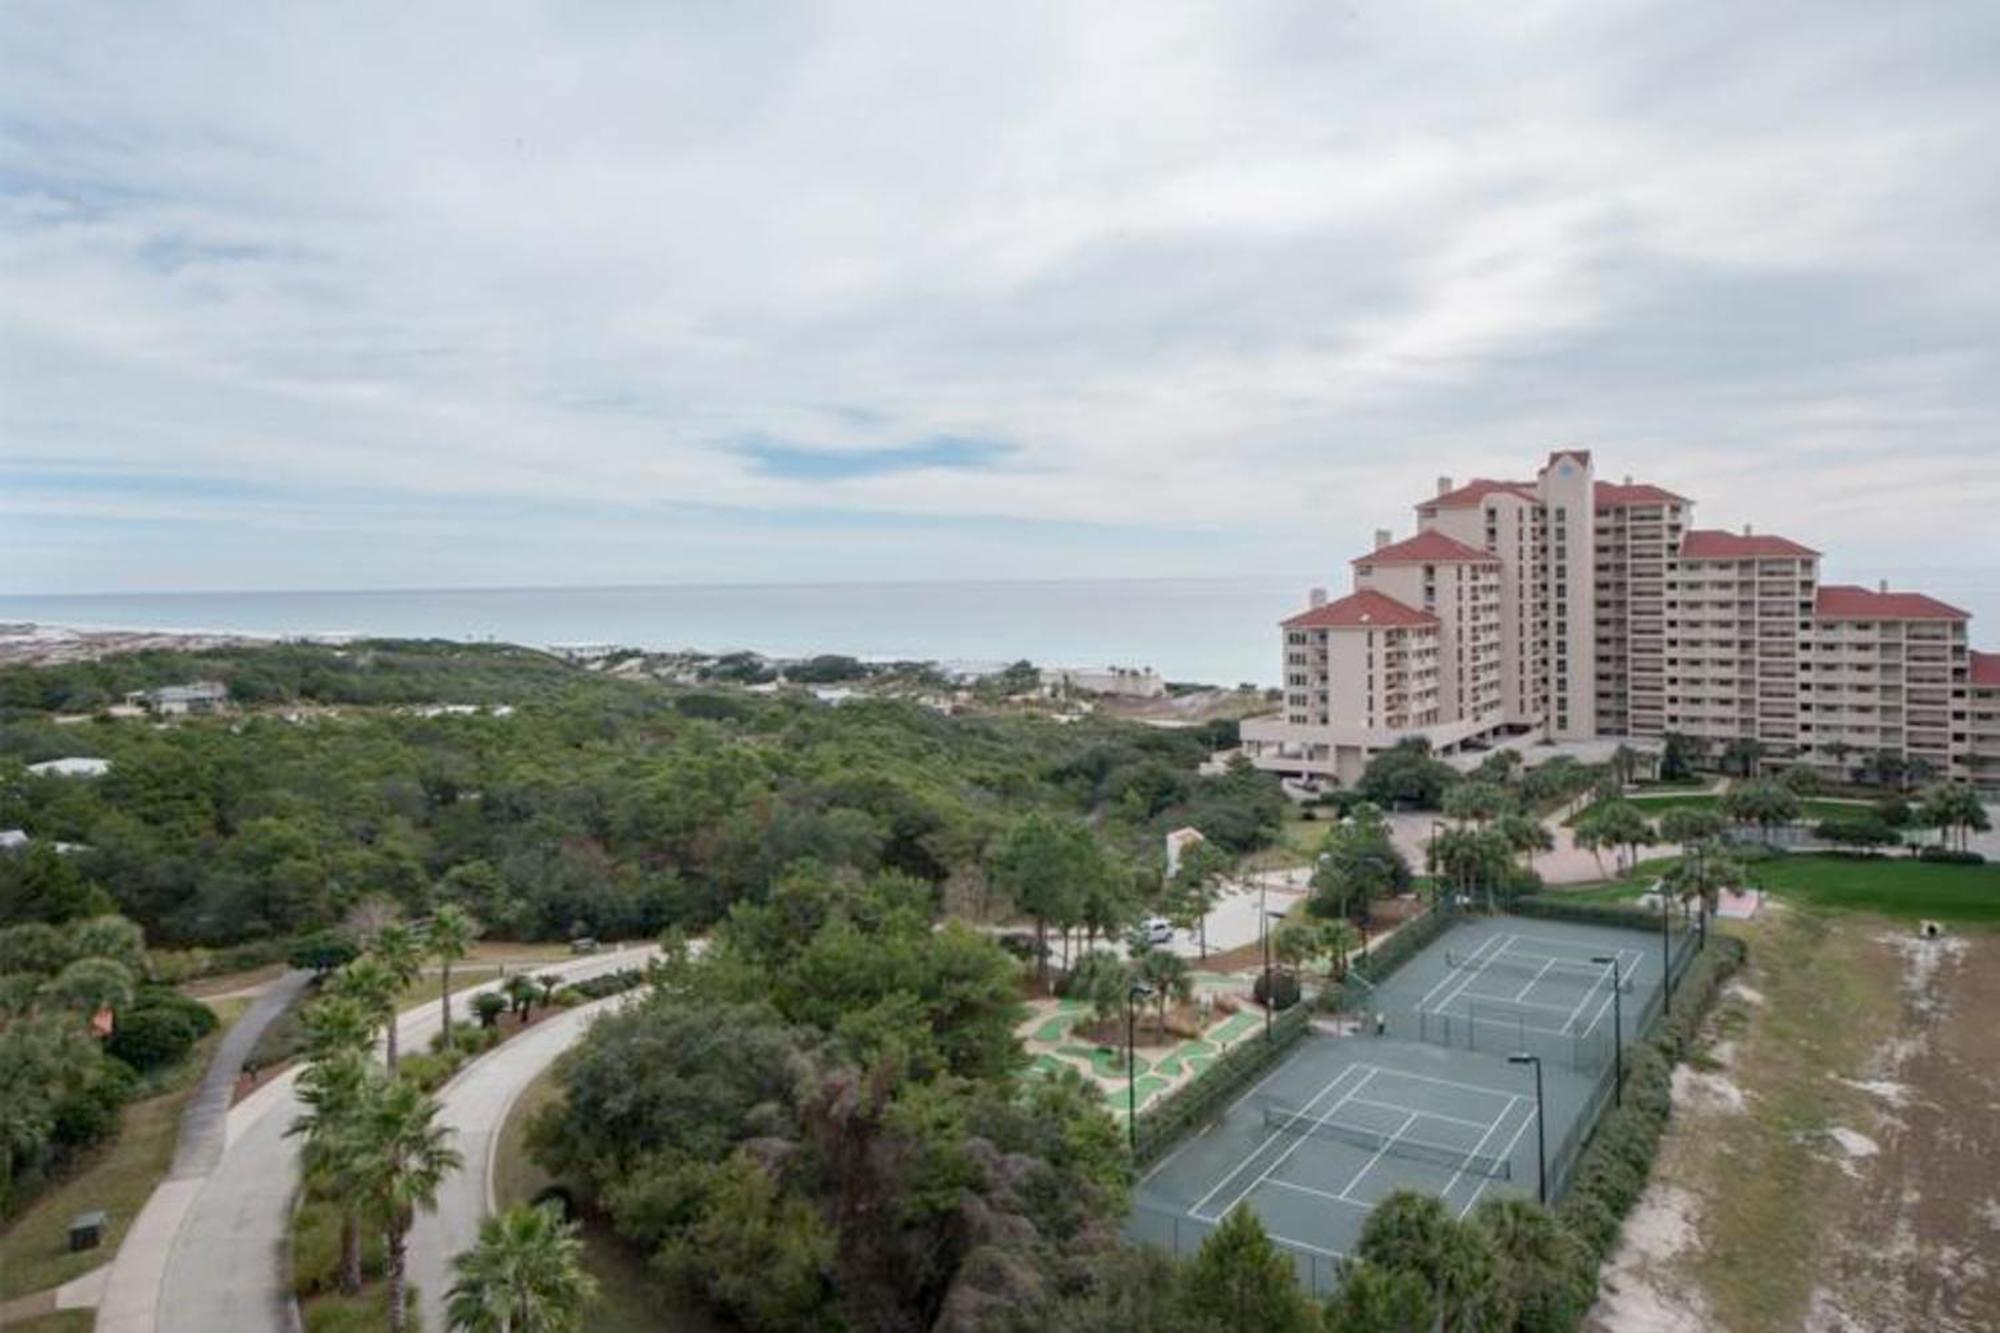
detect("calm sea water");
top-left (0, 579), bottom-right (1311, 687)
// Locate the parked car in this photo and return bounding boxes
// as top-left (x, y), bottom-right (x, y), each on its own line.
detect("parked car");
top-left (1139, 917), bottom-right (1175, 948)
top-left (568, 936), bottom-right (600, 955)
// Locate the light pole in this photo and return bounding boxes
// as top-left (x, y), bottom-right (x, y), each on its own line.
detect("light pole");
top-left (1260, 907), bottom-right (1288, 1044)
top-left (1660, 883), bottom-right (1674, 1014)
top-left (1126, 981), bottom-right (1153, 1152)
top-left (1592, 955), bottom-right (1623, 1107)
top-left (1509, 1053), bottom-right (1547, 1205)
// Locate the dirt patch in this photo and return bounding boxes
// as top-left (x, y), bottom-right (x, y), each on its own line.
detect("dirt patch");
top-left (1596, 911), bottom-right (2000, 1333)
top-left (1807, 930), bottom-right (2000, 1332)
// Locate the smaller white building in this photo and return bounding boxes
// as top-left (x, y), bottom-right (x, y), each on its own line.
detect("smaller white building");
top-left (1165, 826), bottom-right (1207, 878)
top-left (1041, 666), bottom-right (1167, 699)
top-left (126, 681), bottom-right (229, 716)
top-left (0, 829), bottom-right (27, 852)
top-left (27, 757), bottom-right (112, 778)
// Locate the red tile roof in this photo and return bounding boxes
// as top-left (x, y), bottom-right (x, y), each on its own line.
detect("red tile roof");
top-left (1283, 589), bottom-right (1437, 631)
top-left (1595, 480), bottom-right (1686, 508)
top-left (1970, 651), bottom-right (2000, 687)
top-left (1813, 585), bottom-right (1969, 621)
top-left (1418, 478), bottom-right (1538, 510)
top-left (1678, 529), bottom-right (1820, 559)
top-left (1545, 448), bottom-right (1592, 470)
top-left (1353, 531), bottom-right (1500, 565)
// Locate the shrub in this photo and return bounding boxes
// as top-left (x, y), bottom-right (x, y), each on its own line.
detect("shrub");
top-left (1916, 846), bottom-right (1986, 865)
top-left (106, 1006), bottom-right (203, 1071)
top-left (1252, 970), bottom-right (1301, 1010)
top-left (1551, 932), bottom-right (1746, 1309)
top-left (396, 1050), bottom-right (463, 1093)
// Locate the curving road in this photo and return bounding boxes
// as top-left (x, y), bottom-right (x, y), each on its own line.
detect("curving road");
top-left (95, 945), bottom-right (657, 1333)
top-left (408, 989), bottom-right (645, 1331)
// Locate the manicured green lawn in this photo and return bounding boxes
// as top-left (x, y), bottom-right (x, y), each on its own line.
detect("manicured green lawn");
top-left (1550, 853), bottom-right (2000, 924)
top-left (1755, 855), bottom-right (2000, 923)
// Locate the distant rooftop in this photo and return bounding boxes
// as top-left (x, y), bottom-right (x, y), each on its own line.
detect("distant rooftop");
top-left (1283, 589), bottom-right (1437, 631)
top-left (1355, 531), bottom-right (1500, 565)
top-left (1679, 529), bottom-right (1820, 559)
top-left (1814, 585), bottom-right (1969, 622)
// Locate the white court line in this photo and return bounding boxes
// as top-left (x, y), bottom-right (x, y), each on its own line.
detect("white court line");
top-left (1509, 956), bottom-right (1560, 1002)
top-left (1362, 1064), bottom-right (1522, 1106)
top-left (1336, 1112), bottom-right (1420, 1203)
top-left (1186, 1063), bottom-right (1370, 1220)
top-left (1437, 1092), bottom-right (1523, 1209)
top-left (1140, 1031), bottom-right (1336, 1187)
top-left (1423, 990), bottom-right (1581, 1018)
top-left (1422, 931), bottom-right (1517, 1015)
top-left (1457, 1097), bottom-right (1542, 1218)
top-left (1200, 1069), bottom-right (1380, 1222)
top-left (1348, 1096), bottom-right (1493, 1131)
top-left (1265, 1177), bottom-right (1377, 1211)
top-left (1415, 929), bottom-right (1511, 1008)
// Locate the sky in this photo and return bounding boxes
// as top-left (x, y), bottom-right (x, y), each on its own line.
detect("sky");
top-left (3, 1), bottom-right (1998, 617)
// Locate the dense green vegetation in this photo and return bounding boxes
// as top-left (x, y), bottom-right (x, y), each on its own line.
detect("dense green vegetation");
top-left (0, 642), bottom-right (1275, 948)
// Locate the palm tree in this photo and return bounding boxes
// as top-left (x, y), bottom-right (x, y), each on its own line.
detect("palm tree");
top-left (535, 973), bottom-right (563, 1011)
top-left (1722, 736), bottom-right (1765, 779)
top-left (289, 1052), bottom-right (377, 1294)
top-left (334, 955), bottom-right (402, 1071)
top-left (427, 905), bottom-right (479, 1050)
top-left (351, 1077), bottom-right (463, 1333)
top-left (371, 921), bottom-right (427, 1008)
top-left (301, 994), bottom-right (378, 1063)
top-left (446, 1202), bottom-right (597, 1333)
top-left (1136, 948), bottom-right (1193, 1041)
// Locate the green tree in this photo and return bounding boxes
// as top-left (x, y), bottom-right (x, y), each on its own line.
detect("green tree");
top-left (473, 990), bottom-right (508, 1029)
top-left (1136, 947), bottom-right (1194, 1041)
top-left (1308, 805), bottom-right (1409, 923)
top-left (1466, 1195), bottom-right (1593, 1331)
top-left (1354, 1189), bottom-right (1500, 1332)
top-left (1657, 806), bottom-right (1725, 856)
top-left (1166, 839), bottom-right (1233, 958)
top-left (333, 954), bottom-right (402, 1070)
top-left (1659, 731), bottom-right (1700, 781)
top-left (1585, 799), bottom-right (1657, 875)
top-left (1427, 825), bottom-right (1511, 909)
top-left (371, 920), bottom-right (427, 1005)
top-left (986, 814), bottom-right (1101, 983)
top-left (1441, 781), bottom-right (1510, 826)
top-left (1493, 813), bottom-right (1553, 874)
top-left (64, 914), bottom-right (148, 975)
top-left (1719, 781), bottom-right (1800, 843)
top-left (1359, 737), bottom-right (1457, 809)
top-left (1178, 1206), bottom-right (1319, 1333)
top-left (446, 1202), bottom-right (597, 1333)
top-left (351, 1076), bottom-right (463, 1333)
top-left (289, 1051), bottom-right (378, 1294)
top-left (42, 956), bottom-right (135, 1020)
top-left (1917, 781), bottom-right (1990, 852)
top-left (428, 904), bottom-right (480, 1049)
top-left (1721, 736), bottom-right (1765, 778)
top-left (1326, 1259), bottom-right (1436, 1333)
top-left (301, 993), bottom-right (378, 1062)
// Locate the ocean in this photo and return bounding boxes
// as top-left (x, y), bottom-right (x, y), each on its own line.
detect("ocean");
top-left (0, 579), bottom-right (1313, 687)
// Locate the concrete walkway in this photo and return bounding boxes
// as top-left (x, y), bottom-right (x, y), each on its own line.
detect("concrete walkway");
top-left (94, 945), bottom-right (656, 1333)
top-left (408, 991), bottom-right (643, 1332)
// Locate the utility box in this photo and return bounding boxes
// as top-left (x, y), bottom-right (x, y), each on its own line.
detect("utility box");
top-left (69, 1210), bottom-right (108, 1252)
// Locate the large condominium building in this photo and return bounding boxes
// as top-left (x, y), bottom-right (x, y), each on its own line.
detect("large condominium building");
top-left (1244, 449), bottom-right (1998, 791)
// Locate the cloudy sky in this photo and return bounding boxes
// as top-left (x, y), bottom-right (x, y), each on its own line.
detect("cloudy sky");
top-left (3, 1), bottom-right (1997, 614)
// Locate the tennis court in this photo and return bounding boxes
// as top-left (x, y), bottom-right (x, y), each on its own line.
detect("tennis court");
top-left (1130, 910), bottom-right (1692, 1290)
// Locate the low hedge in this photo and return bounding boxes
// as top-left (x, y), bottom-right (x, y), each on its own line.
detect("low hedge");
top-left (1510, 895), bottom-right (1665, 931)
top-left (1916, 846), bottom-right (1986, 865)
top-left (1553, 932), bottom-right (1746, 1285)
top-left (1131, 1002), bottom-right (1310, 1165)
top-left (564, 967), bottom-right (648, 1001)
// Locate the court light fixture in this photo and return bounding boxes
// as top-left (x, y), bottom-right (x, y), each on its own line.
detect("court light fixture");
top-left (1592, 955), bottom-right (1625, 1107)
top-left (1508, 1053), bottom-right (1547, 1205)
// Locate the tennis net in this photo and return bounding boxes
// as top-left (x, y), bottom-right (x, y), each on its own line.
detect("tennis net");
top-left (1256, 1098), bottom-right (1512, 1179)
top-left (1446, 949), bottom-right (1634, 992)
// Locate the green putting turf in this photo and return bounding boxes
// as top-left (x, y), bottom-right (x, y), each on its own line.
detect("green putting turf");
top-left (1153, 1041), bottom-right (1215, 1079)
top-left (1030, 1053), bottom-right (1072, 1078)
top-left (1057, 1043), bottom-right (1150, 1078)
top-left (1105, 1075), bottom-right (1171, 1113)
top-left (1206, 1012), bottom-right (1261, 1046)
top-left (1032, 1010), bottom-right (1080, 1042)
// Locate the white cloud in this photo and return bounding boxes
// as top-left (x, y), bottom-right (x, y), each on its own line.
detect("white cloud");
top-left (1, 0), bottom-right (1996, 611)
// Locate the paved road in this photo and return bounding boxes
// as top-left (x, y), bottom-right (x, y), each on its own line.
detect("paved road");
top-left (408, 991), bottom-right (644, 1331)
top-left (96, 946), bottom-right (656, 1333)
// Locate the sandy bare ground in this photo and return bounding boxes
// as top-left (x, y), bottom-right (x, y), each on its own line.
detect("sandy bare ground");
top-left (0, 622), bottom-right (284, 667)
top-left (1586, 910), bottom-right (2000, 1333)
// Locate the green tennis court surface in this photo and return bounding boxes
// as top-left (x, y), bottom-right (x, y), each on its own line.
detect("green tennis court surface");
top-left (1130, 911), bottom-right (1694, 1291)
